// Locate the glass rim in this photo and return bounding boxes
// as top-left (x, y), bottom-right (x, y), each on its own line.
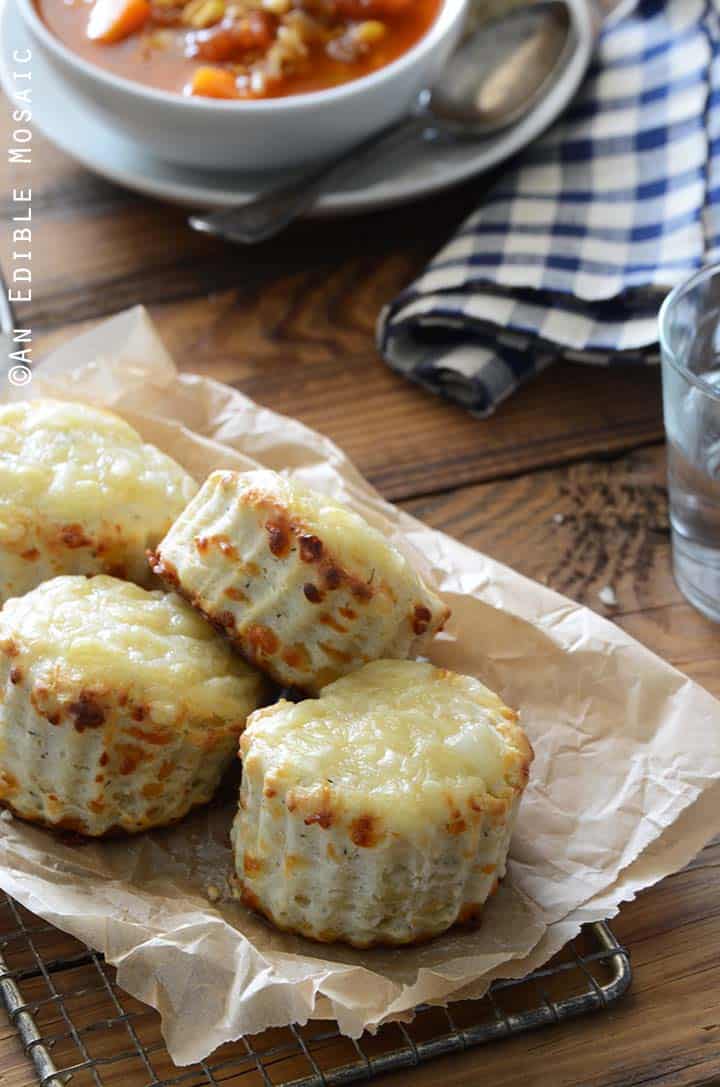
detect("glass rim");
top-left (659, 262), bottom-right (720, 401)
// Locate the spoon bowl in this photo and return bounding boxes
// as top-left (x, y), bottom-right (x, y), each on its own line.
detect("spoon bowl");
top-left (429, 1), bottom-right (573, 134)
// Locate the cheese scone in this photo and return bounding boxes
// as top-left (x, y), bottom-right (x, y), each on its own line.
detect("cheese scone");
top-left (0, 576), bottom-right (266, 836)
top-left (231, 660), bottom-right (532, 947)
top-left (0, 399), bottom-right (198, 603)
top-left (150, 469), bottom-right (449, 693)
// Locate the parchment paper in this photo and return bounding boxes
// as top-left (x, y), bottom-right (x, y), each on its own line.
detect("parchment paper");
top-left (2, 306), bottom-right (720, 1064)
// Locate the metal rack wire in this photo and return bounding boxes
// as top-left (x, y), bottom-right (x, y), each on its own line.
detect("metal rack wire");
top-left (0, 891), bottom-right (631, 1087)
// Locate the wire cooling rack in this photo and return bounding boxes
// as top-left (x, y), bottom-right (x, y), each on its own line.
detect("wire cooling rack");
top-left (1, 891), bottom-right (631, 1087)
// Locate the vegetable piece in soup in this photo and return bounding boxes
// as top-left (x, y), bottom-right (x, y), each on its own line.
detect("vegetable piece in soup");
top-left (86, 0), bottom-right (150, 42)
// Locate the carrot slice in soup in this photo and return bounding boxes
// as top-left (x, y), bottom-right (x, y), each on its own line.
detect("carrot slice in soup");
top-left (189, 66), bottom-right (240, 98)
top-left (87, 0), bottom-right (150, 42)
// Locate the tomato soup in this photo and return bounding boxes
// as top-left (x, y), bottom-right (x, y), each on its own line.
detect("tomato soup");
top-left (35, 0), bottom-right (443, 99)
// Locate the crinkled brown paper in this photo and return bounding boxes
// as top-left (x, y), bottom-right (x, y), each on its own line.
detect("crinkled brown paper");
top-left (1, 306), bottom-right (719, 1064)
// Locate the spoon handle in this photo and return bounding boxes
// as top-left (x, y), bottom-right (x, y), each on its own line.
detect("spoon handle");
top-left (189, 114), bottom-right (424, 245)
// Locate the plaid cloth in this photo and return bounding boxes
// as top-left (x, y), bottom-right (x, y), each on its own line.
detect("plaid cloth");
top-left (379, 0), bottom-right (720, 416)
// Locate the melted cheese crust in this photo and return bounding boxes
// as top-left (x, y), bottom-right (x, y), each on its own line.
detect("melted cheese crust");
top-left (0, 399), bottom-right (197, 599)
top-left (0, 399), bottom-right (195, 522)
top-left (242, 659), bottom-right (531, 831)
top-left (239, 471), bottom-right (410, 581)
top-left (152, 470), bottom-right (449, 692)
top-left (2, 575), bottom-right (263, 726)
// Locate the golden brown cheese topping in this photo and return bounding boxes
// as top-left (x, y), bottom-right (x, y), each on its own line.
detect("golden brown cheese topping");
top-left (241, 659), bottom-right (531, 832)
top-left (0, 399), bottom-right (195, 525)
top-left (1, 575), bottom-right (263, 728)
top-left (151, 469), bottom-right (449, 692)
top-left (0, 398), bottom-right (197, 599)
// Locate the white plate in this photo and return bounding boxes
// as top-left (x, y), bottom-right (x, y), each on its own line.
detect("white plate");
top-left (0, 0), bottom-right (596, 213)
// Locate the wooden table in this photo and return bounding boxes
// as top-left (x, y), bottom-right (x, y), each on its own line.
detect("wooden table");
top-left (2, 108), bottom-right (720, 1087)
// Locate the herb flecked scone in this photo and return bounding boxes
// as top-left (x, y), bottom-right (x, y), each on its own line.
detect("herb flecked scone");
top-left (149, 469), bottom-right (450, 693)
top-left (231, 660), bottom-right (533, 947)
top-left (0, 576), bottom-right (267, 836)
top-left (0, 399), bottom-right (198, 603)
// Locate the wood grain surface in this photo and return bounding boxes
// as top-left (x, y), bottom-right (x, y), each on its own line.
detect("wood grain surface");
top-left (1, 100), bottom-right (718, 1087)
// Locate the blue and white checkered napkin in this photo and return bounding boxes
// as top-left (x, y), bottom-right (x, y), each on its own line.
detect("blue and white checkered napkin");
top-left (379, 0), bottom-right (720, 416)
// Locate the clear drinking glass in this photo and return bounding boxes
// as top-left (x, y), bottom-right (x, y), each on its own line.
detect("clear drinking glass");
top-left (659, 264), bottom-right (720, 623)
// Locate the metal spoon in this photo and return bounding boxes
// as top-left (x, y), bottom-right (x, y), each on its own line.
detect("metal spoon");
top-left (189, 0), bottom-right (577, 245)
